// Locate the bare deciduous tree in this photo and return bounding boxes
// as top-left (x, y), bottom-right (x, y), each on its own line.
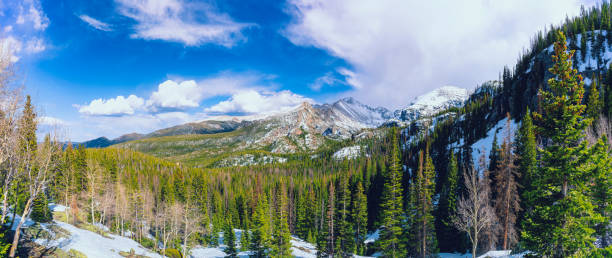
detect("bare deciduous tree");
top-left (86, 159), bottom-right (102, 225)
top-left (454, 162), bottom-right (497, 258)
top-left (9, 133), bottom-right (61, 257)
top-left (181, 202), bottom-right (202, 258)
top-left (0, 45), bottom-right (22, 224)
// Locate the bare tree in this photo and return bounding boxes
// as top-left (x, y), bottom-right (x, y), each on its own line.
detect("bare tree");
top-left (160, 202), bottom-right (182, 257)
top-left (98, 183), bottom-right (115, 226)
top-left (454, 162), bottom-right (497, 258)
top-left (0, 46), bottom-right (22, 224)
top-left (181, 202), bottom-right (202, 258)
top-left (9, 133), bottom-right (61, 257)
top-left (86, 159), bottom-right (102, 225)
top-left (494, 115), bottom-right (520, 250)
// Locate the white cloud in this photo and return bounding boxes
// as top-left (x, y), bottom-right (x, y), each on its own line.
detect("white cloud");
top-left (146, 75), bottom-right (269, 110)
top-left (309, 72), bottom-right (342, 91)
top-left (16, 1), bottom-right (49, 31)
top-left (147, 80), bottom-right (202, 110)
top-left (4, 26), bottom-right (13, 32)
top-left (78, 95), bottom-right (145, 116)
top-left (24, 38), bottom-right (45, 53)
top-left (38, 116), bottom-right (67, 126)
top-left (115, 0), bottom-right (253, 47)
top-left (285, 0), bottom-right (595, 108)
top-left (205, 90), bottom-right (312, 114)
top-left (78, 14), bottom-right (113, 31)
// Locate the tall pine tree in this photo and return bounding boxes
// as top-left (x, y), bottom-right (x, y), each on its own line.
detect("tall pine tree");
top-left (412, 149), bottom-right (437, 257)
top-left (271, 184), bottom-right (291, 257)
top-left (379, 127), bottom-right (406, 258)
top-left (525, 31), bottom-right (602, 257)
top-left (351, 180), bottom-right (368, 255)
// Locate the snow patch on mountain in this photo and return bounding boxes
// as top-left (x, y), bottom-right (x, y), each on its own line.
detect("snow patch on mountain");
top-left (333, 145), bottom-right (362, 160)
top-left (329, 97), bottom-right (393, 127)
top-left (470, 117), bottom-right (518, 169)
top-left (395, 86), bottom-right (469, 122)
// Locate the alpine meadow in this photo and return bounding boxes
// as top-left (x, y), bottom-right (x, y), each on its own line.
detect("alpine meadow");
top-left (1, 0), bottom-right (611, 258)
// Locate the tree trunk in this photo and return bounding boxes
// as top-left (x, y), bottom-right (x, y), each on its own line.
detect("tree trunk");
top-left (472, 231), bottom-right (478, 258)
top-left (9, 198), bottom-right (33, 257)
top-left (91, 193), bottom-right (95, 225)
top-left (1, 189), bottom-right (8, 223)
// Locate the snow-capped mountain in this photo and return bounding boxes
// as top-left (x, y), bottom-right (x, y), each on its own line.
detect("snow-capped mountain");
top-left (394, 86), bottom-right (469, 122)
top-left (324, 97), bottom-right (394, 127)
top-left (87, 86), bottom-right (469, 154)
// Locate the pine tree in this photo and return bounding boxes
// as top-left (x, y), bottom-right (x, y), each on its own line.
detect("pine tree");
top-left (271, 184), bottom-right (291, 257)
top-left (586, 79), bottom-right (602, 120)
top-left (379, 127), bottom-right (405, 258)
top-left (225, 218), bottom-right (238, 258)
top-left (240, 225), bottom-right (250, 252)
top-left (18, 95), bottom-right (37, 180)
top-left (321, 182), bottom-right (336, 257)
top-left (493, 114), bottom-right (520, 250)
top-left (436, 151), bottom-right (466, 252)
top-left (295, 194), bottom-right (308, 239)
top-left (515, 108), bottom-right (537, 213)
top-left (250, 194), bottom-right (271, 257)
top-left (488, 133), bottom-right (500, 173)
top-left (335, 173), bottom-right (353, 255)
top-left (412, 149), bottom-right (437, 257)
top-left (525, 31), bottom-right (602, 257)
top-left (351, 180), bottom-right (368, 255)
top-left (31, 192), bottom-right (52, 223)
top-left (589, 136), bottom-right (612, 247)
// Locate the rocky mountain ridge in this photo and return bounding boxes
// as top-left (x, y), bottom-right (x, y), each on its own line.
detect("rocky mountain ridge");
top-left (81, 86), bottom-right (470, 151)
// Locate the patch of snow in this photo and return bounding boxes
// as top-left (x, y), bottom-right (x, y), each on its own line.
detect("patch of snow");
top-left (470, 117), bottom-right (518, 169)
top-left (438, 253), bottom-right (472, 258)
top-left (5, 212), bottom-right (35, 231)
top-left (477, 250), bottom-right (512, 258)
top-left (333, 145), bottom-right (362, 160)
top-left (364, 229), bottom-right (380, 244)
top-left (36, 221), bottom-right (162, 258)
top-left (291, 237), bottom-right (317, 258)
top-left (48, 203), bottom-right (68, 212)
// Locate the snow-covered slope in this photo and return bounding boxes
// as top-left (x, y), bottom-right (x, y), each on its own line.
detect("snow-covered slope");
top-left (327, 97), bottom-right (393, 127)
top-left (395, 86), bottom-right (469, 122)
top-left (470, 117), bottom-right (518, 169)
top-left (332, 145), bottom-right (363, 160)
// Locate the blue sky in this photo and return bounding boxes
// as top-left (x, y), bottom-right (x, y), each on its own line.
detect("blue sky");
top-left (0, 0), bottom-right (596, 141)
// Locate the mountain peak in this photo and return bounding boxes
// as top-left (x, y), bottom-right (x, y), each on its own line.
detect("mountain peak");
top-left (397, 85), bottom-right (469, 121)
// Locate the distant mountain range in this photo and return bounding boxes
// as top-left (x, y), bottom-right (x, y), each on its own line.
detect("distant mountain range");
top-left (79, 86), bottom-right (469, 151)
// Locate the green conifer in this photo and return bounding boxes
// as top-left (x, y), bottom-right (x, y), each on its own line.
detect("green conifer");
top-left (524, 31), bottom-right (602, 257)
top-left (379, 127), bottom-right (405, 258)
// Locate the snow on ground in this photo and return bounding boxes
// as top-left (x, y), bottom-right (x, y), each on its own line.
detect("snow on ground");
top-left (439, 250), bottom-right (526, 258)
top-left (291, 237), bottom-right (317, 258)
top-left (470, 117), bottom-right (518, 169)
top-left (364, 229), bottom-right (380, 244)
top-left (4, 212), bottom-right (35, 231)
top-left (48, 203), bottom-right (68, 212)
top-left (333, 145), bottom-right (362, 160)
top-left (36, 221), bottom-right (162, 258)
